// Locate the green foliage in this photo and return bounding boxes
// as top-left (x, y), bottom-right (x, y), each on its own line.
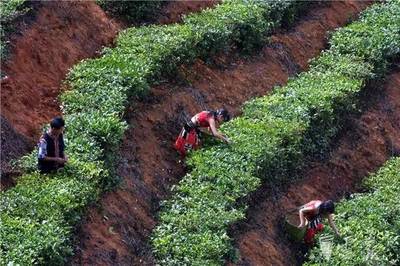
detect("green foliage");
top-left (183, 0), bottom-right (269, 55)
top-left (0, 172), bottom-right (99, 265)
top-left (0, 0), bottom-right (27, 59)
top-left (152, 1), bottom-right (400, 264)
top-left (305, 157), bottom-right (400, 265)
top-left (1, 0), bottom-right (303, 264)
top-left (96, 0), bottom-right (164, 24)
top-left (329, 0), bottom-right (400, 74)
top-left (0, 0), bottom-right (25, 22)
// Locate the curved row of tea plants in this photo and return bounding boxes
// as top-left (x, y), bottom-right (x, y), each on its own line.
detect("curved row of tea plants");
top-left (305, 157), bottom-right (400, 266)
top-left (96, 0), bottom-right (165, 24)
top-left (0, 1), bottom-right (304, 265)
top-left (151, 1), bottom-right (400, 264)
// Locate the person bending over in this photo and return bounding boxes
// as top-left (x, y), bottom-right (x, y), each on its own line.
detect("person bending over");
top-left (175, 108), bottom-right (231, 157)
top-left (298, 199), bottom-right (340, 245)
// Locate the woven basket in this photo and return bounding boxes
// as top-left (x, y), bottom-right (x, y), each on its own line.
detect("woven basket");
top-left (284, 212), bottom-right (306, 242)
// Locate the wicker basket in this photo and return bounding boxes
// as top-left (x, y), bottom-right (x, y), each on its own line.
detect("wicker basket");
top-left (284, 212), bottom-right (306, 243)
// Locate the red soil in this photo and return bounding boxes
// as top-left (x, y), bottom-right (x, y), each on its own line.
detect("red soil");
top-left (71, 1), bottom-right (371, 265)
top-left (1, 1), bottom-right (121, 141)
top-left (0, 116), bottom-right (31, 190)
top-left (158, 0), bottom-right (219, 25)
top-left (229, 65), bottom-right (400, 266)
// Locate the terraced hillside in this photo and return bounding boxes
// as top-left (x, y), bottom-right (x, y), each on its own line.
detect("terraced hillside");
top-left (3, 1), bottom-right (399, 266)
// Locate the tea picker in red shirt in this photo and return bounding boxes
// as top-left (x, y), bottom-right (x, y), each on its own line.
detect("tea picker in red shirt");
top-left (175, 108), bottom-right (231, 157)
top-left (298, 200), bottom-right (340, 245)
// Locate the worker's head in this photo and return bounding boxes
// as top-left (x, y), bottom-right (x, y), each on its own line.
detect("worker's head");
top-left (319, 200), bottom-right (335, 215)
top-left (50, 116), bottom-right (65, 135)
top-left (216, 108), bottom-right (230, 123)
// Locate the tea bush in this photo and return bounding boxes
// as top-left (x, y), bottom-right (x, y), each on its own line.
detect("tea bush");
top-left (0, 0), bottom-right (27, 59)
top-left (0, 1), bottom-right (303, 264)
top-left (96, 0), bottom-right (164, 24)
top-left (152, 1), bottom-right (400, 264)
top-left (305, 157), bottom-right (400, 265)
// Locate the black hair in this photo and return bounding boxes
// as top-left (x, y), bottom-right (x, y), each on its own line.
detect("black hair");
top-left (50, 116), bottom-right (65, 129)
top-left (216, 108), bottom-right (230, 122)
top-left (319, 200), bottom-right (335, 214)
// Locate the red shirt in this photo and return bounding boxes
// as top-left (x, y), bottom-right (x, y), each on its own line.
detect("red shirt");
top-left (192, 111), bottom-right (213, 128)
top-left (303, 200), bottom-right (322, 220)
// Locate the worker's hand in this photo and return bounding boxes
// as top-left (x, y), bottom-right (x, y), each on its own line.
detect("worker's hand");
top-left (223, 136), bottom-right (231, 144)
top-left (56, 158), bottom-right (67, 164)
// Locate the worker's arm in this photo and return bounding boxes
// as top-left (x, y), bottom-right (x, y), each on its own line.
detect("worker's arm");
top-left (44, 156), bottom-right (67, 163)
top-left (198, 127), bottom-right (213, 135)
top-left (298, 206), bottom-right (313, 228)
top-left (209, 118), bottom-right (230, 143)
top-left (38, 139), bottom-right (67, 164)
top-left (327, 214), bottom-right (340, 236)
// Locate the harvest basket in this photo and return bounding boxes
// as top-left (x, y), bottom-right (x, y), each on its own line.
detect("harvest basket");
top-left (284, 211), bottom-right (306, 242)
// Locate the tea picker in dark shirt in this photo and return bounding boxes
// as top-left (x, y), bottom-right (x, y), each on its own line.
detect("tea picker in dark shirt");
top-left (37, 117), bottom-right (68, 173)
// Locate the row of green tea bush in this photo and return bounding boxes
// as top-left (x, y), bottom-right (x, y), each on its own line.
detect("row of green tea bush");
top-left (0, 1), bottom-right (304, 264)
top-left (96, 0), bottom-right (165, 24)
top-left (305, 157), bottom-right (400, 265)
top-left (151, 1), bottom-right (400, 264)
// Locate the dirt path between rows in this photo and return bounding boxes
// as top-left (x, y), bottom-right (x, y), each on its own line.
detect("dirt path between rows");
top-left (228, 64), bottom-right (400, 266)
top-left (0, 0), bottom-right (217, 187)
top-left (72, 2), bottom-right (371, 265)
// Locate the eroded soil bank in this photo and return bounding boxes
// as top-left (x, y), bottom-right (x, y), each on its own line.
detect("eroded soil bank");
top-left (228, 64), bottom-right (400, 266)
top-left (72, 2), bottom-right (371, 265)
top-left (0, 116), bottom-right (31, 189)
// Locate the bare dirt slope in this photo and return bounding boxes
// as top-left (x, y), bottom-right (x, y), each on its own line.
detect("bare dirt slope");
top-left (71, 2), bottom-right (371, 265)
top-left (0, 116), bottom-right (31, 189)
top-left (229, 64), bottom-right (400, 266)
top-left (1, 1), bottom-right (120, 141)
